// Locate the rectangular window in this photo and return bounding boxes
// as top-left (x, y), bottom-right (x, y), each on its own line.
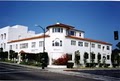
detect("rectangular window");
top-left (84, 42), bottom-right (88, 47)
top-left (1, 43), bottom-right (3, 48)
top-left (102, 46), bottom-right (105, 50)
top-left (68, 54), bottom-right (72, 60)
top-left (55, 28), bottom-right (57, 32)
top-left (1, 34), bottom-right (3, 40)
top-left (107, 55), bottom-right (110, 60)
top-left (16, 44), bottom-right (18, 49)
top-left (52, 28), bottom-right (63, 33)
top-left (71, 40), bottom-right (76, 45)
top-left (98, 44), bottom-right (101, 49)
top-left (78, 42), bottom-right (83, 46)
top-left (4, 43), bottom-right (6, 49)
top-left (58, 28), bottom-right (60, 32)
top-left (60, 40), bottom-right (62, 46)
top-left (39, 41), bottom-right (43, 47)
top-left (61, 28), bottom-right (63, 33)
top-left (69, 31), bottom-right (76, 36)
top-left (20, 43), bottom-right (28, 49)
top-left (66, 29), bottom-right (69, 35)
top-left (31, 42), bottom-right (36, 48)
top-left (91, 43), bottom-right (95, 48)
top-left (79, 33), bottom-right (81, 37)
top-left (4, 33), bottom-right (6, 39)
top-left (52, 28), bottom-right (54, 33)
top-left (107, 46), bottom-right (110, 50)
top-left (10, 45), bottom-right (12, 50)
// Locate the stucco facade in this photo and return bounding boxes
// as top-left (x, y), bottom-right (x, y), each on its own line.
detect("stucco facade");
top-left (0, 23), bottom-right (112, 66)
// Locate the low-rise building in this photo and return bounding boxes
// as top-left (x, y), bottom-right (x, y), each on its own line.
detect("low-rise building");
top-left (1, 23), bottom-right (112, 67)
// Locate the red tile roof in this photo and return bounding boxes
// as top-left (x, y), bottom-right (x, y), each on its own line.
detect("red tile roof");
top-left (66, 36), bottom-right (112, 45)
top-left (46, 23), bottom-right (74, 29)
top-left (8, 35), bottom-right (50, 43)
top-left (47, 23), bottom-right (85, 33)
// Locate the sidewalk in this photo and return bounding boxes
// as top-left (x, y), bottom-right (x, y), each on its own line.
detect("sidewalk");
top-left (1, 62), bottom-right (120, 81)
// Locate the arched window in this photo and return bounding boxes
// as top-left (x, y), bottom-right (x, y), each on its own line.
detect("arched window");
top-left (52, 38), bottom-right (62, 47)
top-left (55, 42), bottom-right (59, 46)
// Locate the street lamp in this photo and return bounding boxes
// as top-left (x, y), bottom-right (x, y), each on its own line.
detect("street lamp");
top-left (35, 24), bottom-right (45, 53)
top-left (35, 24), bottom-right (46, 69)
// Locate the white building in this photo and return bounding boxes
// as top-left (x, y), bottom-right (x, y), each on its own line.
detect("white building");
top-left (0, 23), bottom-right (112, 67)
top-left (0, 25), bottom-right (35, 51)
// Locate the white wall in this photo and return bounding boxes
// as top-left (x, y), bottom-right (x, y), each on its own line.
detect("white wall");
top-left (9, 38), bottom-right (44, 53)
top-left (64, 38), bottom-right (89, 64)
top-left (64, 38), bottom-right (112, 64)
top-left (8, 25), bottom-right (35, 41)
top-left (75, 31), bottom-right (85, 38)
top-left (0, 26), bottom-right (10, 51)
top-left (47, 27), bottom-right (65, 61)
top-left (0, 25), bottom-right (35, 52)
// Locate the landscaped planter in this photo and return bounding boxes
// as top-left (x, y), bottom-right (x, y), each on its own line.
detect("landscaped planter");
top-left (67, 62), bottom-right (74, 68)
top-left (85, 63), bottom-right (97, 67)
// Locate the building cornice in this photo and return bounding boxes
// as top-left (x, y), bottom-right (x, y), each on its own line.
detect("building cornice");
top-left (8, 35), bottom-right (50, 43)
top-left (65, 36), bottom-right (112, 45)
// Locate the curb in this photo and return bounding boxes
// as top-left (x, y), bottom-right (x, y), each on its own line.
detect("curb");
top-left (0, 62), bottom-right (43, 70)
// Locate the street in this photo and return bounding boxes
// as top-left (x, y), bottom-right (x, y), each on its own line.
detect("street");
top-left (72, 69), bottom-right (120, 78)
top-left (0, 62), bottom-right (101, 81)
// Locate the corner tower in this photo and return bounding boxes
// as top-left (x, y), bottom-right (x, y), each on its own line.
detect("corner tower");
top-left (46, 22), bottom-right (85, 65)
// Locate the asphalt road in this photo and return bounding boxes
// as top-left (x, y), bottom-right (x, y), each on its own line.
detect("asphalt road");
top-left (0, 62), bottom-right (101, 81)
top-left (73, 69), bottom-right (120, 78)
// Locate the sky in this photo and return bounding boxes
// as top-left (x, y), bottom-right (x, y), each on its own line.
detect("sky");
top-left (0, 1), bottom-right (120, 49)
